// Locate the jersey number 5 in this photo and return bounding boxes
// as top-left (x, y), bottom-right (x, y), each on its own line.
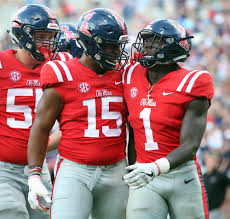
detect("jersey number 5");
top-left (6, 88), bottom-right (43, 129)
top-left (140, 108), bottom-right (159, 150)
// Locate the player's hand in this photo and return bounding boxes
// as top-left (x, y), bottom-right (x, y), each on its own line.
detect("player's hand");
top-left (28, 174), bottom-right (51, 211)
top-left (123, 163), bottom-right (159, 189)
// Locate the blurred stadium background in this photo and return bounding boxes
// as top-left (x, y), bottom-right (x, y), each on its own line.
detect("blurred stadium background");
top-left (1, 0), bottom-right (230, 217)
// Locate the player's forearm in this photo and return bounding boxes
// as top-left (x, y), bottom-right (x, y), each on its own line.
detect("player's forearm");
top-left (27, 122), bottom-right (50, 168)
top-left (128, 141), bottom-right (136, 165)
top-left (166, 122), bottom-right (205, 169)
top-left (166, 142), bottom-right (199, 169)
top-left (127, 125), bottom-right (136, 165)
top-left (127, 122), bottom-right (136, 165)
top-left (166, 98), bottom-right (208, 170)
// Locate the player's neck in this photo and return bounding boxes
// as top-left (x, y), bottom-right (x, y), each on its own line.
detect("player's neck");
top-left (147, 64), bottom-right (180, 85)
top-left (79, 54), bottom-right (105, 75)
top-left (15, 49), bottom-right (41, 69)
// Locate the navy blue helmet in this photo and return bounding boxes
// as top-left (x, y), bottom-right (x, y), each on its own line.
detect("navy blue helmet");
top-left (76, 8), bottom-right (129, 71)
top-left (131, 19), bottom-right (193, 68)
top-left (58, 24), bottom-right (83, 58)
top-left (9, 4), bottom-right (60, 61)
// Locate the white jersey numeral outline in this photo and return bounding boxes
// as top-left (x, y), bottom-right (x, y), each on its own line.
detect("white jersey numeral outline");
top-left (83, 96), bottom-right (123, 137)
top-left (140, 108), bottom-right (159, 150)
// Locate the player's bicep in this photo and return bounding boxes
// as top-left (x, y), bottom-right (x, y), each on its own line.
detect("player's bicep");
top-left (34, 88), bottom-right (64, 132)
top-left (180, 97), bottom-right (209, 149)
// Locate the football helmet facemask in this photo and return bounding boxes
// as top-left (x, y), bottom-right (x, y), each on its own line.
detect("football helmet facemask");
top-left (76, 8), bottom-right (129, 72)
top-left (131, 19), bottom-right (194, 68)
top-left (9, 4), bottom-right (60, 62)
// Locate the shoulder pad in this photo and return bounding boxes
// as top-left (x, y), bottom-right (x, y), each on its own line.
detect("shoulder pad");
top-left (176, 70), bottom-right (214, 99)
top-left (41, 60), bottom-right (73, 88)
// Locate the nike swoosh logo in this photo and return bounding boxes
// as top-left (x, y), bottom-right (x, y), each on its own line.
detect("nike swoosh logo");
top-left (163, 91), bottom-right (175, 96)
top-left (115, 81), bottom-right (122, 85)
top-left (146, 172), bottom-right (154, 177)
top-left (184, 178), bottom-right (195, 184)
top-left (140, 171), bottom-right (154, 177)
top-left (141, 171), bottom-right (154, 177)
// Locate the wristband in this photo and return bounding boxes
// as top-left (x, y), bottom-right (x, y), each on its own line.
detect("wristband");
top-left (153, 161), bottom-right (161, 176)
top-left (155, 157), bottom-right (170, 174)
top-left (29, 166), bottom-right (42, 177)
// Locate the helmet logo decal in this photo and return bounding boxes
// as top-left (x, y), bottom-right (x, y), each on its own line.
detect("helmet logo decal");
top-left (179, 40), bottom-right (190, 51)
top-left (60, 25), bottom-right (69, 31)
top-left (9, 71), bottom-right (21, 82)
top-left (80, 20), bottom-right (90, 36)
top-left (64, 31), bottom-right (77, 40)
top-left (78, 82), bottom-right (90, 93)
top-left (80, 11), bottom-right (95, 36)
top-left (83, 11), bottom-right (95, 21)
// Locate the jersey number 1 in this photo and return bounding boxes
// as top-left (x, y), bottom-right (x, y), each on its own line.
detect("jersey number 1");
top-left (140, 108), bottom-right (159, 150)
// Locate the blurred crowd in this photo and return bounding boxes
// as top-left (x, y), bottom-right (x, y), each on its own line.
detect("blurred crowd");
top-left (1, 0), bottom-right (230, 216)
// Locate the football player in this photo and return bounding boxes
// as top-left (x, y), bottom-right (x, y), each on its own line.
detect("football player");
top-left (58, 24), bottom-right (83, 58)
top-left (0, 4), bottom-right (72, 219)
top-left (122, 19), bottom-right (214, 219)
top-left (27, 8), bottom-right (130, 219)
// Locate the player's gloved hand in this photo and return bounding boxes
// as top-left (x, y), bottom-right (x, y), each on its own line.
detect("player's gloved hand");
top-left (123, 158), bottom-right (170, 190)
top-left (28, 166), bottom-right (51, 211)
top-left (123, 163), bottom-right (159, 189)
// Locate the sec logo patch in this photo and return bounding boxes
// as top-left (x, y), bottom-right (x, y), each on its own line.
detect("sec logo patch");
top-left (78, 82), bottom-right (90, 93)
top-left (130, 87), bottom-right (138, 98)
top-left (10, 71), bottom-right (21, 82)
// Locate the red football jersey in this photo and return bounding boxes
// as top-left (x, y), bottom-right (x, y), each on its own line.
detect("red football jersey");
top-left (122, 63), bottom-right (214, 163)
top-left (0, 49), bottom-right (72, 164)
top-left (41, 58), bottom-right (127, 165)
